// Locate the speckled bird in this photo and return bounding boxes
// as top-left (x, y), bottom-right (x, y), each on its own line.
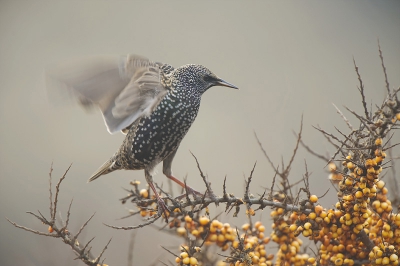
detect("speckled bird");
top-left (46, 54), bottom-right (238, 216)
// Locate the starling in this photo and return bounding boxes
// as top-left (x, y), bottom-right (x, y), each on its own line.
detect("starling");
top-left (46, 54), bottom-right (238, 218)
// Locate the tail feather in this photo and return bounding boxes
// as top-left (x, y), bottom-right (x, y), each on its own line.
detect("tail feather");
top-left (88, 160), bottom-right (114, 182)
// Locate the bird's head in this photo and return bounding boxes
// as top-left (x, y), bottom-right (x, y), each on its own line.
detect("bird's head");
top-left (173, 64), bottom-right (238, 94)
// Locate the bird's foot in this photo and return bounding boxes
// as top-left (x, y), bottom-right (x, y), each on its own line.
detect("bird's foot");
top-left (165, 174), bottom-right (201, 200)
top-left (175, 186), bottom-right (207, 201)
top-left (156, 198), bottom-right (170, 223)
top-left (147, 180), bottom-right (170, 222)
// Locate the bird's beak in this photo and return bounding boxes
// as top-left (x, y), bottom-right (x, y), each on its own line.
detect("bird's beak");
top-left (216, 78), bottom-right (239, 89)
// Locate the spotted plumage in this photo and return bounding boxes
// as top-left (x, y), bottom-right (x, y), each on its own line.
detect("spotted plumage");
top-left (46, 54), bottom-right (238, 218)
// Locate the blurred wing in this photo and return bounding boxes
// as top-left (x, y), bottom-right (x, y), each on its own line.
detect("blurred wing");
top-left (46, 54), bottom-right (169, 134)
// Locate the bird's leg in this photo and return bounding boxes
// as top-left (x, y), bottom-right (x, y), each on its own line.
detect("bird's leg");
top-left (166, 174), bottom-right (203, 199)
top-left (145, 170), bottom-right (170, 222)
top-left (163, 150), bottom-right (202, 199)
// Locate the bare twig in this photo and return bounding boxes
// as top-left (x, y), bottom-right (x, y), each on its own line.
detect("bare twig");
top-left (332, 103), bottom-right (354, 131)
top-left (378, 40), bottom-right (390, 95)
top-left (7, 164), bottom-right (110, 266)
top-left (353, 58), bottom-right (369, 120)
top-left (52, 164), bottom-right (72, 222)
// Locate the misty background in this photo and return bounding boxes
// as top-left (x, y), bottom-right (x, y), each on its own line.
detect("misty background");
top-left (1, 1), bottom-right (399, 265)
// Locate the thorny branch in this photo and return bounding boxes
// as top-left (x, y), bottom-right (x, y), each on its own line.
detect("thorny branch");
top-left (8, 46), bottom-right (400, 266)
top-left (7, 164), bottom-right (111, 266)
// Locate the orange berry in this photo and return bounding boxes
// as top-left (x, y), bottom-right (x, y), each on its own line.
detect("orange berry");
top-left (246, 208), bottom-right (255, 216)
top-left (254, 221), bottom-right (262, 229)
top-left (184, 215), bottom-right (192, 223)
top-left (263, 237), bottom-right (270, 244)
top-left (314, 205), bottom-right (323, 214)
top-left (347, 162), bottom-right (355, 169)
top-left (375, 138), bottom-right (382, 146)
top-left (48, 226), bottom-right (54, 233)
top-left (199, 216), bottom-right (210, 226)
top-left (289, 224), bottom-right (297, 232)
top-left (191, 229), bottom-right (199, 237)
top-left (242, 223), bottom-right (250, 231)
top-left (355, 191), bottom-right (363, 198)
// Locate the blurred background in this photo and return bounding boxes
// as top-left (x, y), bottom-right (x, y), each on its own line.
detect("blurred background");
top-left (1, 1), bottom-right (399, 265)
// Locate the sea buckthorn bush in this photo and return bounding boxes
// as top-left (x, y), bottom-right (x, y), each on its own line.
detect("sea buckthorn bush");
top-left (8, 48), bottom-right (399, 266)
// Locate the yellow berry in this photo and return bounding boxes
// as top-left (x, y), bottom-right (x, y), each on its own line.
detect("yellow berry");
top-left (377, 180), bottom-right (385, 189)
top-left (375, 138), bottom-right (383, 146)
top-left (217, 234), bottom-right (225, 242)
top-left (335, 257), bottom-right (343, 265)
top-left (246, 208), bottom-right (255, 216)
top-left (309, 212), bottom-right (317, 220)
top-left (347, 162), bottom-right (355, 169)
top-left (310, 195), bottom-right (318, 203)
top-left (191, 229), bottom-right (199, 237)
top-left (304, 222), bottom-right (311, 230)
top-left (182, 257), bottom-right (190, 265)
top-left (139, 189), bottom-right (149, 198)
top-left (254, 221), bottom-right (262, 229)
top-left (382, 257), bottom-right (390, 265)
top-left (208, 234), bottom-right (217, 242)
top-left (184, 215), bottom-right (192, 223)
top-left (241, 223), bottom-right (250, 231)
top-left (199, 216), bottom-right (210, 226)
top-left (189, 257), bottom-right (198, 265)
top-left (180, 252), bottom-right (189, 258)
top-left (289, 224), bottom-right (297, 232)
top-left (251, 255), bottom-right (259, 264)
top-left (345, 178), bottom-right (353, 186)
top-left (328, 163), bottom-right (337, 172)
top-left (177, 227), bottom-right (187, 236)
top-left (355, 191), bottom-right (363, 198)
top-left (314, 205), bottom-right (323, 214)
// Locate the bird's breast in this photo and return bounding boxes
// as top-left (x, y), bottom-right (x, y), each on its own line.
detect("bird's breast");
top-left (127, 93), bottom-right (200, 166)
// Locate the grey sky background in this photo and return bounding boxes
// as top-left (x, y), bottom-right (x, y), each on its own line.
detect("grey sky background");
top-left (1, 1), bottom-right (399, 265)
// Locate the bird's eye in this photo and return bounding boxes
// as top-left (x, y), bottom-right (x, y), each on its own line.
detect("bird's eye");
top-left (203, 75), bottom-right (215, 82)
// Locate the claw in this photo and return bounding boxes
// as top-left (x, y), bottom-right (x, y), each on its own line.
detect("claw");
top-left (147, 180), bottom-right (170, 222)
top-left (175, 186), bottom-right (203, 200)
top-left (156, 198), bottom-right (170, 223)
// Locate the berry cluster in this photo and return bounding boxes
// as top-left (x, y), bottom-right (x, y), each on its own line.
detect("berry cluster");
top-left (269, 208), bottom-right (310, 266)
top-left (172, 214), bottom-right (275, 266)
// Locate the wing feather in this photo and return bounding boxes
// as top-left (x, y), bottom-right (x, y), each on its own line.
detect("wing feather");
top-left (46, 54), bottom-right (169, 134)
